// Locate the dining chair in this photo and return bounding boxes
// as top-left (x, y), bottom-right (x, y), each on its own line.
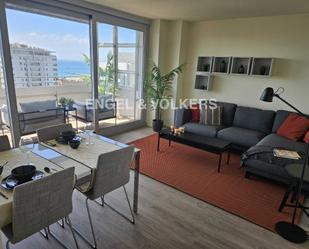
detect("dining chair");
top-left (37, 123), bottom-right (73, 142)
top-left (0, 135), bottom-right (11, 152)
top-left (71, 145), bottom-right (135, 249)
top-left (1, 167), bottom-right (79, 249)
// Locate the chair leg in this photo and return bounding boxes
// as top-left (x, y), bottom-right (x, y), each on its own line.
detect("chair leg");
top-left (67, 216), bottom-right (80, 249)
top-left (6, 240), bottom-right (10, 249)
top-left (69, 198), bottom-right (97, 249)
top-left (94, 196), bottom-right (104, 207)
top-left (47, 219), bottom-right (80, 249)
top-left (40, 227), bottom-right (49, 239)
top-left (101, 186), bottom-right (135, 224)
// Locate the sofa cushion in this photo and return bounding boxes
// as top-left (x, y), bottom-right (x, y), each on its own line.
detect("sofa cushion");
top-left (256, 133), bottom-right (307, 154)
top-left (233, 106), bottom-right (275, 134)
top-left (191, 104), bottom-right (200, 122)
top-left (272, 110), bottom-right (292, 133)
top-left (217, 127), bottom-right (266, 148)
top-left (20, 99), bottom-right (56, 113)
top-left (216, 101), bottom-right (237, 126)
top-left (183, 122), bottom-right (225, 138)
top-left (304, 130), bottom-right (309, 144)
top-left (202, 106), bottom-right (223, 126)
top-left (277, 113), bottom-right (309, 141)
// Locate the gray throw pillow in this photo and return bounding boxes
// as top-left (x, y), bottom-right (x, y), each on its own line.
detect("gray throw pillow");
top-left (201, 105), bottom-right (223, 126)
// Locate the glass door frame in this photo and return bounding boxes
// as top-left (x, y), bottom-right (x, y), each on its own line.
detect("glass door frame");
top-left (94, 15), bottom-right (148, 132)
top-left (0, 0), bottom-right (149, 146)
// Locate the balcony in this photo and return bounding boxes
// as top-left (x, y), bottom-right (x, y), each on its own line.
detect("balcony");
top-left (0, 82), bottom-right (135, 142)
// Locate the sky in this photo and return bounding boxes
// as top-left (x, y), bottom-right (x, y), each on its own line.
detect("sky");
top-left (6, 8), bottom-right (137, 61)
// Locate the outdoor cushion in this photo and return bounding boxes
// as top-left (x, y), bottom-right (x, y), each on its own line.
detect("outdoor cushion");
top-left (99, 95), bottom-right (113, 109)
top-left (233, 106), bottom-right (275, 134)
top-left (217, 127), bottom-right (266, 148)
top-left (20, 99), bottom-right (56, 113)
top-left (183, 122), bottom-right (225, 138)
top-left (277, 113), bottom-right (309, 141)
top-left (257, 133), bottom-right (307, 154)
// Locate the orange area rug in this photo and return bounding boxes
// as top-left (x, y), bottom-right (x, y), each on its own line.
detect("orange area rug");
top-left (130, 134), bottom-right (302, 232)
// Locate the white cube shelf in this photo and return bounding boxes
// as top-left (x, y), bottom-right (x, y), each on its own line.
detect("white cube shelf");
top-left (195, 75), bottom-right (213, 91)
top-left (212, 57), bottom-right (231, 74)
top-left (196, 56), bottom-right (213, 73)
top-left (231, 57), bottom-right (251, 75)
top-left (250, 57), bottom-right (274, 77)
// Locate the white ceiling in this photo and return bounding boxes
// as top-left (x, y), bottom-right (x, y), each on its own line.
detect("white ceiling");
top-left (85, 0), bottom-right (309, 21)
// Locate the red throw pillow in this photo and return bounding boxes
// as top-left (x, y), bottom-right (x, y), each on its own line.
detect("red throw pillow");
top-left (277, 113), bottom-right (309, 141)
top-left (191, 104), bottom-right (200, 122)
top-left (304, 130), bottom-right (309, 144)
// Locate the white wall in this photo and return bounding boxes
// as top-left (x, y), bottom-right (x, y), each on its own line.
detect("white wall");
top-left (147, 13), bottom-right (309, 126)
top-left (182, 14), bottom-right (309, 113)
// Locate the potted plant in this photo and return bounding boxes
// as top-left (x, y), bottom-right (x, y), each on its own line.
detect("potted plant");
top-left (59, 97), bottom-right (67, 107)
top-left (144, 63), bottom-right (184, 132)
top-left (66, 98), bottom-right (75, 109)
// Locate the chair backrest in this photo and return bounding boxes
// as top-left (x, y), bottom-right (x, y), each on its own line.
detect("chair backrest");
top-left (88, 145), bottom-right (135, 200)
top-left (0, 135), bottom-right (11, 152)
top-left (12, 167), bottom-right (75, 243)
top-left (37, 123), bottom-right (73, 142)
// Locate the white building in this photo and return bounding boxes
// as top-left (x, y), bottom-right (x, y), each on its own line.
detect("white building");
top-left (10, 43), bottom-right (58, 88)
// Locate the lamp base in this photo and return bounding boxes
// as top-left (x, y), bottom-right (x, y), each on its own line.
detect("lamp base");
top-left (275, 221), bottom-right (307, 243)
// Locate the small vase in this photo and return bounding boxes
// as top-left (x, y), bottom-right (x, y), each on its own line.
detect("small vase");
top-left (220, 60), bottom-right (226, 73)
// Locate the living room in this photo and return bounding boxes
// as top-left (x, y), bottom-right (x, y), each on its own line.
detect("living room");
top-left (0, 0), bottom-right (309, 249)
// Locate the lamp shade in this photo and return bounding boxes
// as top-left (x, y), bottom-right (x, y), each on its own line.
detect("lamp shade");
top-left (260, 87), bottom-right (274, 102)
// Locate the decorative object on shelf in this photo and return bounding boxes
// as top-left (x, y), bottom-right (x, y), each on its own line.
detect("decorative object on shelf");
top-left (203, 64), bottom-right (210, 72)
top-left (238, 65), bottom-right (245, 74)
top-left (259, 65), bottom-right (269, 75)
top-left (260, 86), bottom-right (309, 244)
top-left (220, 60), bottom-right (226, 73)
top-left (251, 58), bottom-right (274, 76)
top-left (144, 63), bottom-right (184, 132)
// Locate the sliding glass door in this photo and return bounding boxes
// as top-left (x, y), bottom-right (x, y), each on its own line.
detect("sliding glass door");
top-left (0, 0), bottom-right (148, 143)
top-left (97, 22), bottom-right (144, 128)
top-left (5, 8), bottom-right (91, 136)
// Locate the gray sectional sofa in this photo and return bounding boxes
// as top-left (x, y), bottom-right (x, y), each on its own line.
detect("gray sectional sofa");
top-left (174, 102), bottom-right (308, 184)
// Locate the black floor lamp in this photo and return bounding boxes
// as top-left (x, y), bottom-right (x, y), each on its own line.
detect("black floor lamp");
top-left (260, 87), bottom-right (309, 243)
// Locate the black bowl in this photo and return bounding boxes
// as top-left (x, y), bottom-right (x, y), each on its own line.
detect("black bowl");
top-left (11, 165), bottom-right (36, 183)
top-left (69, 139), bottom-right (80, 149)
top-left (61, 130), bottom-right (76, 143)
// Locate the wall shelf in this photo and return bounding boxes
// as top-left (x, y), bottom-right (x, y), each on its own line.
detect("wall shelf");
top-left (250, 57), bottom-right (274, 77)
top-left (212, 57), bottom-right (231, 74)
top-left (194, 55), bottom-right (275, 92)
top-left (194, 75), bottom-right (213, 91)
top-left (196, 56), bottom-right (213, 73)
top-left (230, 57), bottom-right (251, 75)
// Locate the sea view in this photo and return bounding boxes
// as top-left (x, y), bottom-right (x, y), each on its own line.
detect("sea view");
top-left (57, 60), bottom-right (90, 78)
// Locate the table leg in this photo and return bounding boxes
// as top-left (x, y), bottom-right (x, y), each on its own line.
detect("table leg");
top-left (157, 134), bottom-right (160, 152)
top-left (133, 150), bottom-right (140, 214)
top-left (227, 150), bottom-right (231, 165)
top-left (169, 137), bottom-right (171, 147)
top-left (218, 153), bottom-right (222, 172)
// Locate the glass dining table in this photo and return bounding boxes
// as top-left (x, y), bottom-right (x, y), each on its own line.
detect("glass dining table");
top-left (0, 133), bottom-right (140, 249)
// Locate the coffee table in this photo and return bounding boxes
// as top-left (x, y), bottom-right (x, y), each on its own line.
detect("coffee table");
top-left (157, 129), bottom-right (232, 172)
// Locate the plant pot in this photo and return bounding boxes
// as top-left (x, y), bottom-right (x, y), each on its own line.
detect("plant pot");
top-left (152, 119), bottom-right (163, 132)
